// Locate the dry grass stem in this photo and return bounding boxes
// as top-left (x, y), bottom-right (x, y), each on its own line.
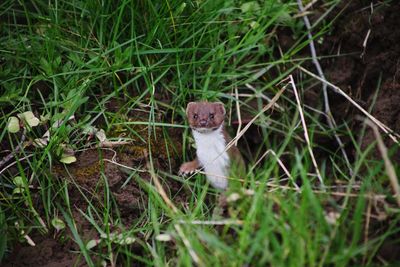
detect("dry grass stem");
top-left (103, 159), bottom-right (147, 173)
top-left (299, 66), bottom-right (400, 143)
top-left (361, 29), bottom-right (371, 58)
top-left (143, 150), bottom-right (204, 266)
top-left (250, 149), bottom-right (300, 190)
top-left (245, 83), bottom-right (284, 111)
top-left (297, 0), bottom-right (353, 176)
top-left (234, 85), bottom-right (242, 146)
top-left (226, 86), bottom-right (287, 152)
top-left (365, 120), bottom-right (400, 207)
top-left (143, 150), bottom-right (178, 213)
top-left (363, 197), bottom-right (372, 264)
top-left (174, 224), bottom-right (204, 266)
top-left (289, 75), bottom-right (324, 187)
top-left (177, 219), bottom-right (243, 226)
top-left (304, 0), bottom-right (319, 11)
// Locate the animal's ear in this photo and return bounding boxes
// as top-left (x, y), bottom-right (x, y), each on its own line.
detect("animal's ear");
top-left (186, 102), bottom-right (196, 115)
top-left (214, 102), bottom-right (226, 116)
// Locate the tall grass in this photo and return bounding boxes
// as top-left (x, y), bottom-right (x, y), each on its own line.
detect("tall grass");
top-left (1, 0), bottom-right (399, 266)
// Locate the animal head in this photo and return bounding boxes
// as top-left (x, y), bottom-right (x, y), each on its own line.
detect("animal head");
top-left (186, 102), bottom-right (226, 133)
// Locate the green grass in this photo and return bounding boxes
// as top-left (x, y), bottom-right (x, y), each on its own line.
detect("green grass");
top-left (1, 0), bottom-right (399, 266)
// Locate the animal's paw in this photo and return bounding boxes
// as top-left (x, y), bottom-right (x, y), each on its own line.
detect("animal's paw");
top-left (179, 161), bottom-right (198, 176)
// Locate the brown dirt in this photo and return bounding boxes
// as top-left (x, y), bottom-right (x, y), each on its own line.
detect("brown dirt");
top-left (320, 1), bottom-right (400, 161)
top-left (4, 2), bottom-right (400, 266)
top-left (3, 111), bottom-right (184, 266)
top-left (3, 236), bottom-right (80, 267)
top-left (312, 1), bottom-right (400, 262)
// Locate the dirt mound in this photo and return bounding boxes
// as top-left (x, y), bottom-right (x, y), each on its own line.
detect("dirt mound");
top-left (3, 237), bottom-right (79, 267)
top-left (3, 120), bottom-right (183, 266)
top-left (321, 1), bottom-right (400, 160)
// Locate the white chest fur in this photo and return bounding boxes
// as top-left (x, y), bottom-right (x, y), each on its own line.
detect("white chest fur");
top-left (192, 126), bottom-right (230, 189)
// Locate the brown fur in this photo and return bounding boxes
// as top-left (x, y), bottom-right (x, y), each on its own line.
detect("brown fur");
top-left (186, 102), bottom-right (225, 130)
top-left (180, 101), bottom-right (245, 176)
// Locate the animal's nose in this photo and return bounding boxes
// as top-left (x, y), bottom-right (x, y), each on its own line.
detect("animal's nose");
top-left (199, 120), bottom-right (207, 127)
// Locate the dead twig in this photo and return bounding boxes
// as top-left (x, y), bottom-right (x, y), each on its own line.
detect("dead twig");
top-left (98, 140), bottom-right (131, 148)
top-left (0, 154), bottom-right (35, 176)
top-left (0, 129), bottom-right (28, 171)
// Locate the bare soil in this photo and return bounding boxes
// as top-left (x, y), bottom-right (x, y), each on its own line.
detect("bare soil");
top-left (3, 116), bottom-right (184, 266)
top-left (320, 1), bottom-right (400, 161)
top-left (312, 1), bottom-right (400, 261)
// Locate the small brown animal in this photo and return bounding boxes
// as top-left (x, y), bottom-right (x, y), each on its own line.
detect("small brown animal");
top-left (179, 102), bottom-right (244, 189)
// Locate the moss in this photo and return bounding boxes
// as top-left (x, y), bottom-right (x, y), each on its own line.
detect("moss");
top-left (111, 120), bottom-right (182, 164)
top-left (72, 162), bottom-right (101, 184)
top-left (52, 158), bottom-right (102, 185)
top-left (121, 145), bottom-right (147, 160)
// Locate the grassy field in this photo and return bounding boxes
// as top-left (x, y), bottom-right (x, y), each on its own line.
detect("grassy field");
top-left (1, 0), bottom-right (399, 266)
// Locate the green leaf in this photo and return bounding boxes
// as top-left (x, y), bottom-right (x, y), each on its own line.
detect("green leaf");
top-left (82, 125), bottom-right (97, 135)
top-left (60, 156), bottom-right (77, 164)
top-left (7, 116), bottom-right (20, 133)
top-left (39, 57), bottom-right (53, 76)
top-left (12, 188), bottom-right (24, 194)
top-left (0, 207), bottom-right (7, 262)
top-left (40, 114), bottom-right (50, 123)
top-left (18, 111), bottom-right (40, 127)
top-left (240, 1), bottom-right (260, 14)
top-left (33, 137), bottom-right (48, 148)
top-left (51, 218), bottom-right (66, 231)
top-left (175, 2), bottom-right (186, 16)
top-left (13, 176), bottom-right (24, 187)
top-left (86, 239), bottom-right (100, 250)
top-left (114, 234), bottom-right (135, 245)
top-left (249, 21), bottom-right (260, 29)
top-left (100, 232), bottom-right (136, 245)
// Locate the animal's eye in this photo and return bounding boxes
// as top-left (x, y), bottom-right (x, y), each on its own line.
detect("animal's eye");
top-left (193, 114), bottom-right (198, 119)
top-left (209, 113), bottom-right (214, 119)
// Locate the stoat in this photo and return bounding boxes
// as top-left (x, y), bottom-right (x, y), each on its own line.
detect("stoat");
top-left (179, 102), bottom-right (244, 190)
